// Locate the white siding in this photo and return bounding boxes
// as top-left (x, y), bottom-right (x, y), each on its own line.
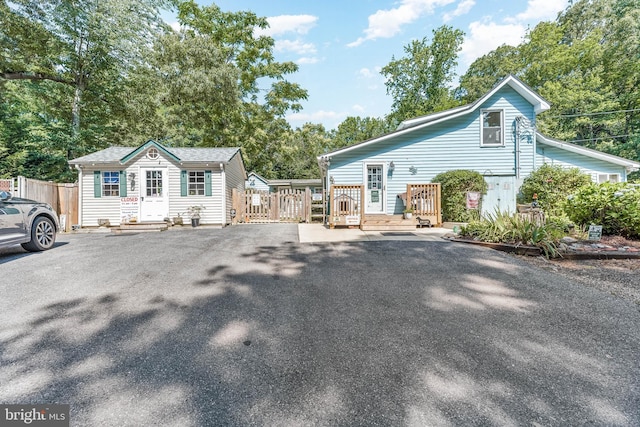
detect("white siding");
top-left (224, 152), bottom-right (248, 224)
top-left (79, 150), bottom-right (233, 227)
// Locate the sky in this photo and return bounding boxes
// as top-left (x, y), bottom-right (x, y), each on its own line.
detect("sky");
top-left (167, 0), bottom-right (569, 131)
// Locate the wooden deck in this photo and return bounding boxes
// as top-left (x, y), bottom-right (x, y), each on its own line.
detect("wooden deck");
top-left (361, 215), bottom-right (426, 231)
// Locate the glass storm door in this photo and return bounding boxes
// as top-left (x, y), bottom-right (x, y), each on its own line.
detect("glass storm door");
top-left (366, 164), bottom-right (384, 213)
top-left (140, 169), bottom-right (169, 222)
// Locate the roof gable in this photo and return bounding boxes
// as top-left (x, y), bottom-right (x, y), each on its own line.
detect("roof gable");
top-left (120, 140), bottom-right (180, 163)
top-left (319, 75), bottom-right (550, 160)
top-left (69, 141), bottom-right (242, 166)
top-left (537, 133), bottom-right (640, 171)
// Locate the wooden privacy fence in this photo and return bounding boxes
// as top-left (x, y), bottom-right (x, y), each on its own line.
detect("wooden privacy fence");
top-left (233, 188), bottom-right (311, 223)
top-left (398, 183), bottom-right (442, 226)
top-left (329, 184), bottom-right (364, 228)
top-left (2, 176), bottom-right (78, 232)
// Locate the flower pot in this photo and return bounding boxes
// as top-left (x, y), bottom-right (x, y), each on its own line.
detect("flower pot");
top-left (191, 217), bottom-right (200, 227)
top-left (404, 212), bottom-right (413, 219)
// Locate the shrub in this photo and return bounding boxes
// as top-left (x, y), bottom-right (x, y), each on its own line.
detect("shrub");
top-left (460, 210), bottom-right (565, 258)
top-left (432, 170), bottom-right (487, 222)
top-left (519, 164), bottom-right (591, 216)
top-left (564, 182), bottom-right (640, 238)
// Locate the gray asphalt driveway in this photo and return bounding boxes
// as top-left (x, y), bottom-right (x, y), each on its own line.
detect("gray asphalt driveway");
top-left (0, 225), bottom-right (638, 426)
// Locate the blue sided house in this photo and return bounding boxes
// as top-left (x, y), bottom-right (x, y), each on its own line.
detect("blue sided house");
top-left (318, 75), bottom-right (639, 228)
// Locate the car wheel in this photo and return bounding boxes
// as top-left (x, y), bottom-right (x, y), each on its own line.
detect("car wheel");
top-left (21, 216), bottom-right (56, 252)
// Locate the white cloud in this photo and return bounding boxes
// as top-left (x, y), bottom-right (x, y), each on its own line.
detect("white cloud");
top-left (287, 110), bottom-right (347, 128)
top-left (296, 57), bottom-right (320, 65)
top-left (256, 15), bottom-right (318, 37)
top-left (512, 0), bottom-right (568, 22)
top-left (348, 0), bottom-right (455, 47)
top-left (275, 39), bottom-right (317, 55)
top-left (169, 21), bottom-right (181, 32)
top-left (443, 0), bottom-right (475, 22)
top-left (358, 68), bottom-right (374, 78)
top-left (352, 104), bottom-right (366, 113)
top-left (460, 21), bottom-right (526, 66)
top-left (459, 0), bottom-right (568, 67)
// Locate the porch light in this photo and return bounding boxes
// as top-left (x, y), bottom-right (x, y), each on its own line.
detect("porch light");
top-left (389, 161), bottom-right (395, 171)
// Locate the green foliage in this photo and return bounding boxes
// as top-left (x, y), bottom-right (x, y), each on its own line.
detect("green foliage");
top-left (431, 170), bottom-right (487, 222)
top-left (381, 26), bottom-right (464, 123)
top-left (456, 0), bottom-right (640, 165)
top-left (460, 210), bottom-right (565, 258)
top-left (519, 164), bottom-right (592, 216)
top-left (328, 116), bottom-right (395, 152)
top-left (564, 182), bottom-right (640, 238)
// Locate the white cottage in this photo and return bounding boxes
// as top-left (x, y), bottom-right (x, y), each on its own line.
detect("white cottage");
top-left (69, 140), bottom-right (247, 227)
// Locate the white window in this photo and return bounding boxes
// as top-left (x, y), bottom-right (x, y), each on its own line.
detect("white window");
top-left (189, 171), bottom-right (205, 195)
top-left (481, 110), bottom-right (504, 146)
top-left (102, 171), bottom-right (120, 197)
top-left (597, 173), bottom-right (620, 184)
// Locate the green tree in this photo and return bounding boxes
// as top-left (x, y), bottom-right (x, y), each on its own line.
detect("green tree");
top-left (455, 45), bottom-right (523, 103)
top-left (328, 116), bottom-right (395, 151)
top-left (174, 1), bottom-right (308, 173)
top-left (381, 26), bottom-right (464, 123)
top-left (0, 0), bottom-right (170, 179)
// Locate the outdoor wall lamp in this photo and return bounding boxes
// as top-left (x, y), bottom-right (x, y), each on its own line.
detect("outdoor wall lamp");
top-left (389, 161), bottom-right (395, 171)
top-left (129, 172), bottom-right (136, 191)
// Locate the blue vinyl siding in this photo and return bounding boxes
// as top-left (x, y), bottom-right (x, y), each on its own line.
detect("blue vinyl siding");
top-left (328, 86), bottom-right (537, 214)
top-left (536, 145), bottom-right (628, 181)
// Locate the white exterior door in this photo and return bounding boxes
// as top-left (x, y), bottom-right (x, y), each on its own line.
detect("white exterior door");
top-left (140, 168), bottom-right (169, 222)
top-left (365, 164), bottom-right (385, 214)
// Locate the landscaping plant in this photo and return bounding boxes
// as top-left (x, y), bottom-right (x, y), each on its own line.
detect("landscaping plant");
top-left (564, 182), bottom-right (640, 238)
top-left (432, 170), bottom-right (487, 222)
top-left (460, 210), bottom-right (565, 258)
top-left (519, 164), bottom-right (591, 216)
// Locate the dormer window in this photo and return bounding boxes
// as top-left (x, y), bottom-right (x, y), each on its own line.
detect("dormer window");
top-left (147, 147), bottom-right (159, 159)
top-left (481, 110), bottom-right (504, 146)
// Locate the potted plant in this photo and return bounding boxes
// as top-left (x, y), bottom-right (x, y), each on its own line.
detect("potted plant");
top-left (403, 208), bottom-right (414, 219)
top-left (172, 213), bottom-right (184, 226)
top-left (187, 205), bottom-right (205, 227)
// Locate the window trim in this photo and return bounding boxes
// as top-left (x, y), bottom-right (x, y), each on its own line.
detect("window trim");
top-left (188, 171), bottom-right (206, 196)
top-left (480, 109), bottom-right (505, 147)
top-left (597, 173), bottom-right (620, 184)
top-left (101, 171), bottom-right (120, 197)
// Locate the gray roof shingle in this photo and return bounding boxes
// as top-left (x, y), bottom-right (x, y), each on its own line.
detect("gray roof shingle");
top-left (69, 145), bottom-right (241, 165)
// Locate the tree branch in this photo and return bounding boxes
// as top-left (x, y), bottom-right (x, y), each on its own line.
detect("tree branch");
top-left (0, 71), bottom-right (74, 85)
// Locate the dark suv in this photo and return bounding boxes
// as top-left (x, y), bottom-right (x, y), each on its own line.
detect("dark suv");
top-left (0, 191), bottom-right (59, 252)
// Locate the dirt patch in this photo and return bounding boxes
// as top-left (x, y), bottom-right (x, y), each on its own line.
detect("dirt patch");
top-left (514, 235), bottom-right (640, 306)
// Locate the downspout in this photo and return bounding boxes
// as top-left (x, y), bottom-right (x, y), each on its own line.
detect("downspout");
top-left (514, 117), bottom-right (521, 179)
top-left (220, 163), bottom-right (226, 225)
top-left (75, 164), bottom-right (83, 228)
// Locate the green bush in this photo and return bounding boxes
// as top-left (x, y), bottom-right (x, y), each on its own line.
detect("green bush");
top-left (564, 182), bottom-right (640, 238)
top-left (460, 210), bottom-right (565, 258)
top-left (432, 170), bottom-right (487, 222)
top-left (519, 164), bottom-right (591, 216)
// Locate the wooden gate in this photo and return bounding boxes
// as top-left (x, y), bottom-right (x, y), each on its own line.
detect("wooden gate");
top-left (233, 188), bottom-right (311, 223)
top-left (328, 185), bottom-right (364, 228)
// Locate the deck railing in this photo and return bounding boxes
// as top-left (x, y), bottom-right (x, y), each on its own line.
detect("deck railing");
top-left (405, 183), bottom-right (442, 226)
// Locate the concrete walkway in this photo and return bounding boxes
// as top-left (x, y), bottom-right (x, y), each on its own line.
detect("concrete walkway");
top-left (298, 223), bottom-right (450, 243)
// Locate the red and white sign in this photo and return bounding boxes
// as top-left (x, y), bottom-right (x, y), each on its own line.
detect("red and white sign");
top-left (120, 196), bottom-right (139, 223)
top-left (466, 192), bottom-right (481, 209)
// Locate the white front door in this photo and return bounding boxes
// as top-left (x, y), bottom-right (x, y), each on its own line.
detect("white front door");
top-left (365, 164), bottom-right (385, 213)
top-left (140, 169), bottom-right (169, 222)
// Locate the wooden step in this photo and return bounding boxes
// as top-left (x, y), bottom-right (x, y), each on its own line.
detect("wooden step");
top-left (112, 222), bottom-right (169, 233)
